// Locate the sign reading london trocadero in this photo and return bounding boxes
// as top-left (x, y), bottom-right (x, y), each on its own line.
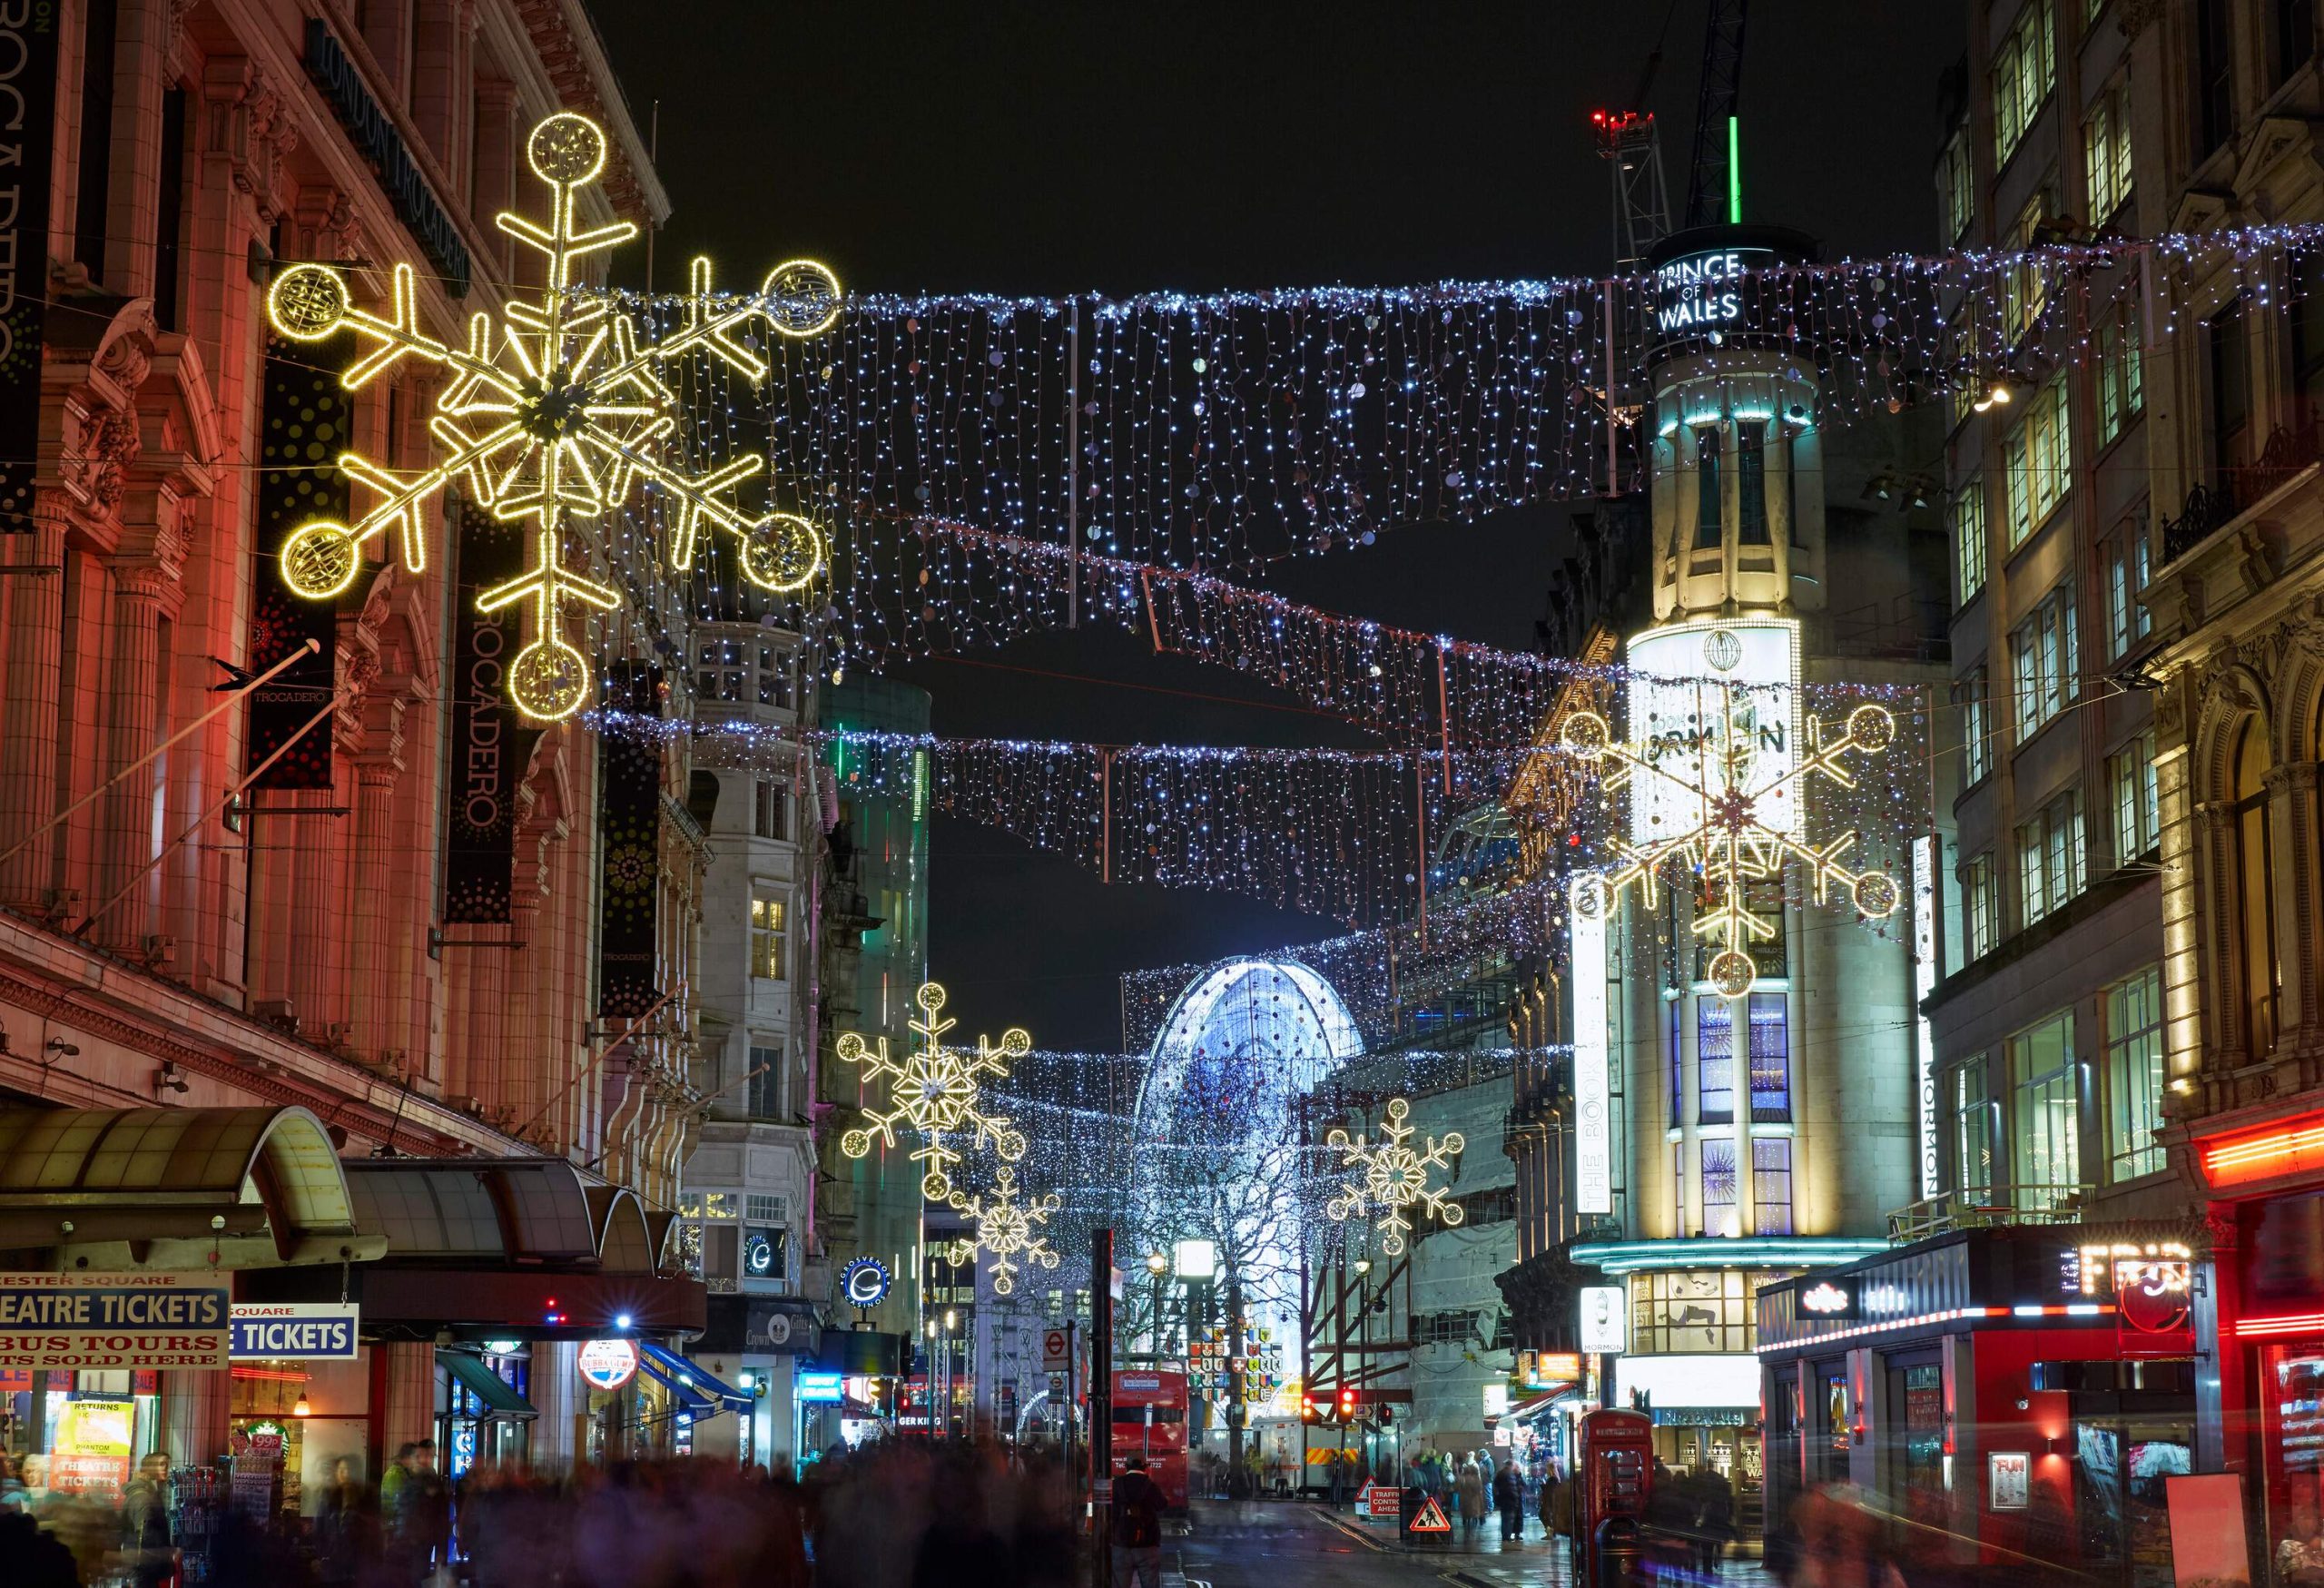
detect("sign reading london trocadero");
top-left (0, 1272), bottom-right (232, 1369)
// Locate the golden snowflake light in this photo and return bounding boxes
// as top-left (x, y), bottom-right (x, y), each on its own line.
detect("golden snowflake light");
top-left (1563, 683), bottom-right (1899, 998)
top-left (1324, 1098), bottom-right (1464, 1258)
top-left (946, 1166), bottom-right (1063, 1297)
top-left (263, 110), bottom-right (841, 722)
top-left (837, 981), bottom-right (1031, 1201)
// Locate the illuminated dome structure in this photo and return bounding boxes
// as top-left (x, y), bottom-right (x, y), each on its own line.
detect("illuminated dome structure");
top-left (1131, 959), bottom-right (1362, 1353)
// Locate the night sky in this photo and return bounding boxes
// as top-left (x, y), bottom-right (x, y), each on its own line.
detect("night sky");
top-left (589, 1), bottom-right (1967, 1050)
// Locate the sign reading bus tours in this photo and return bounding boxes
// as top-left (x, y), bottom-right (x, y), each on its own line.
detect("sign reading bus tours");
top-left (0, 1271), bottom-right (232, 1369)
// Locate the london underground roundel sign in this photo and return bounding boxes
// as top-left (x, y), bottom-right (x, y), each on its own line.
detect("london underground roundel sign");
top-left (576, 1338), bottom-right (638, 1391)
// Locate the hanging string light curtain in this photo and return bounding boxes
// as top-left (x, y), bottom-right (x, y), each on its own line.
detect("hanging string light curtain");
top-left (599, 223), bottom-right (2317, 587)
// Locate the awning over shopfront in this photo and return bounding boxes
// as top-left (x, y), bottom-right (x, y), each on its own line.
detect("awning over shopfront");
top-left (636, 1340), bottom-right (748, 1412)
top-left (238, 1157), bottom-right (704, 1340)
top-left (438, 1349), bottom-right (537, 1418)
top-left (0, 1105), bottom-right (384, 1269)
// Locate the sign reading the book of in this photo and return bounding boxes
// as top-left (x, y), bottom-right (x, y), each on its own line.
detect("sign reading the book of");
top-left (0, 0), bottom-right (59, 532)
top-left (0, 1272), bottom-right (232, 1369)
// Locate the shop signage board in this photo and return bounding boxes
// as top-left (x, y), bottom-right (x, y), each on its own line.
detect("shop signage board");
top-left (1988, 1450), bottom-right (2030, 1511)
top-left (1579, 1286), bottom-right (1626, 1355)
top-left (576, 1338), bottom-right (639, 1391)
top-left (0, 1271), bottom-right (231, 1369)
top-left (50, 1398), bottom-right (133, 1494)
top-left (230, 1303), bottom-right (360, 1360)
top-left (797, 1369), bottom-right (845, 1404)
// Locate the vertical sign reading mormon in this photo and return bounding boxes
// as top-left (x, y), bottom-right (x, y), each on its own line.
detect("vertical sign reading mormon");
top-left (0, 1), bottom-right (60, 532)
top-left (444, 504), bottom-right (537, 922)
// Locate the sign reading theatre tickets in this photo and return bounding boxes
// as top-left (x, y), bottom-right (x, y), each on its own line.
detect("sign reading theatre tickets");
top-left (0, 1271), bottom-right (231, 1369)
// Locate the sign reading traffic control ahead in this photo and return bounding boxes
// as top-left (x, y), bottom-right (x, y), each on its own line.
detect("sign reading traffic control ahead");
top-left (0, 1272), bottom-right (231, 1369)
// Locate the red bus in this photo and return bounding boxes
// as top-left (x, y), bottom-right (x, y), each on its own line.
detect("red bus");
top-left (1109, 1368), bottom-right (1190, 1511)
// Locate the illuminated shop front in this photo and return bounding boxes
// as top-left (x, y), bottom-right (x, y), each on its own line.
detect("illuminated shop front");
top-left (1758, 1228), bottom-right (2193, 1580)
top-left (2185, 1108), bottom-right (2324, 1586)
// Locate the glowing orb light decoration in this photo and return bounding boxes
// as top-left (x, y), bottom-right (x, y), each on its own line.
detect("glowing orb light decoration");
top-left (263, 110), bottom-right (841, 721)
top-left (1324, 1097), bottom-right (1465, 1258)
top-left (946, 1166), bottom-right (1064, 1296)
top-left (835, 981), bottom-right (1029, 1201)
top-left (1568, 618), bottom-right (1899, 997)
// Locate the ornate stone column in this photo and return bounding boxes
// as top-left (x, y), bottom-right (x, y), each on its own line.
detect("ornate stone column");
top-left (0, 503), bottom-right (71, 905)
top-left (347, 755), bottom-right (403, 1060)
top-left (91, 554), bottom-right (180, 953)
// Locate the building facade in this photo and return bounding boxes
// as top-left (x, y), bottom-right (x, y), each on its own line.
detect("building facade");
top-left (0, 0), bottom-right (768, 1503)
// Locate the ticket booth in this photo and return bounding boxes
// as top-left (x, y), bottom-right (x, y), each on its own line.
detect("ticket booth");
top-left (1577, 1407), bottom-right (1655, 1587)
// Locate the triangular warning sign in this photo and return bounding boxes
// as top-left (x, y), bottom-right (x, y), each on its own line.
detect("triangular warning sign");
top-left (1408, 1494), bottom-right (1452, 1534)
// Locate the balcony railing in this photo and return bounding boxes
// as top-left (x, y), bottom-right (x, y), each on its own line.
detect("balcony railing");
top-left (1886, 1185), bottom-right (2094, 1243)
top-left (2162, 419), bottom-right (2324, 566)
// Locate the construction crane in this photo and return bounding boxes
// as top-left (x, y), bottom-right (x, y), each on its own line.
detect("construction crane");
top-left (1683, 0), bottom-right (1750, 229)
top-left (1592, 7), bottom-right (1675, 273)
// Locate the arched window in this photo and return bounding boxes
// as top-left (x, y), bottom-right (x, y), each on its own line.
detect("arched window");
top-left (2232, 717), bottom-right (2281, 1059)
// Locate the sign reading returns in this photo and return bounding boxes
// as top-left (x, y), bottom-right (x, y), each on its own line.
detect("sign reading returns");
top-left (0, 1272), bottom-right (232, 1370)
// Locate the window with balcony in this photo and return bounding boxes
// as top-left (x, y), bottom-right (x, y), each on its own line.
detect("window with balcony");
top-left (1748, 991), bottom-right (1790, 1122)
top-left (1694, 429), bottom-right (1723, 548)
top-left (750, 892), bottom-right (788, 981)
top-left (2004, 187), bottom-right (2055, 344)
top-left (2212, 295), bottom-right (2252, 481)
top-left (1697, 998), bottom-right (1735, 1126)
top-left (2104, 522), bottom-right (2152, 658)
top-left (1955, 476), bottom-right (1987, 603)
top-left (1738, 422), bottom-right (1770, 545)
top-left (2233, 718), bottom-right (2282, 1059)
top-left (696, 638), bottom-right (798, 708)
top-left (1951, 1055), bottom-right (1995, 1195)
top-left (2098, 301), bottom-right (2143, 449)
top-left (1701, 1139), bottom-right (1738, 1238)
top-left (1963, 853), bottom-right (1998, 961)
top-left (1957, 666), bottom-right (1992, 785)
top-left (1994, 0), bottom-right (2056, 172)
top-left (2196, 0), bottom-right (2234, 157)
top-left (747, 1042), bottom-right (785, 1119)
top-left (2010, 1010), bottom-right (2081, 1208)
top-left (2105, 967), bottom-right (2166, 1180)
top-left (2083, 75), bottom-right (2133, 226)
top-left (2004, 376), bottom-right (2073, 547)
top-left (2017, 791), bottom-right (2085, 924)
top-left (1939, 127), bottom-right (1974, 244)
top-left (2011, 586), bottom-right (2078, 740)
top-left (1754, 1139), bottom-right (1795, 1235)
top-left (2110, 730), bottom-right (2159, 861)
top-left (753, 778), bottom-right (790, 842)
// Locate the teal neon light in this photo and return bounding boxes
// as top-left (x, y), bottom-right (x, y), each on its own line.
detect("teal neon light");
top-left (1571, 1237), bottom-right (1889, 1277)
top-left (1728, 117), bottom-right (1742, 224)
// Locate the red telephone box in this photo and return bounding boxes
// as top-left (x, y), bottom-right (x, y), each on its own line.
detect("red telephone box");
top-left (1576, 1408), bottom-right (1654, 1587)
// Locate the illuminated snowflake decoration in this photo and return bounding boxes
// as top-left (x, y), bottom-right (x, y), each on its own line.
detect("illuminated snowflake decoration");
top-left (837, 981), bottom-right (1031, 1201)
top-left (946, 1166), bottom-right (1062, 1297)
top-left (1324, 1098), bottom-right (1464, 1258)
top-left (263, 111), bottom-right (841, 721)
top-left (1563, 688), bottom-right (1899, 998)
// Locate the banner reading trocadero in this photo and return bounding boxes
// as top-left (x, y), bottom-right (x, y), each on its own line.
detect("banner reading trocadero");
top-left (0, 1271), bottom-right (232, 1369)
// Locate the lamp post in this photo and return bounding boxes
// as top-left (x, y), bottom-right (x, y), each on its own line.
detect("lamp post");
top-left (1354, 1255), bottom-right (1372, 1484)
top-left (944, 1307), bottom-right (959, 1439)
top-left (1145, 1250), bottom-right (1168, 1362)
top-left (924, 1319), bottom-right (939, 1439)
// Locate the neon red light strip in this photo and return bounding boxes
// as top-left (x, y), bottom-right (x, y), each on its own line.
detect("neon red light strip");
top-left (2204, 1120), bottom-right (2324, 1177)
top-left (2234, 1312), bottom-right (2324, 1338)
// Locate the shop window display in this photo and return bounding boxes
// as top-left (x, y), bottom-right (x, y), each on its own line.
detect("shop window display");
top-left (2264, 1346), bottom-right (2324, 1588)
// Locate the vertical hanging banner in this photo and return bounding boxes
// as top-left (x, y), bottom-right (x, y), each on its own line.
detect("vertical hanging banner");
top-left (444, 503), bottom-right (536, 921)
top-left (596, 665), bottom-right (663, 1017)
top-left (246, 340), bottom-right (345, 785)
top-left (1571, 873), bottom-right (1612, 1216)
top-left (0, 5), bottom-right (58, 529)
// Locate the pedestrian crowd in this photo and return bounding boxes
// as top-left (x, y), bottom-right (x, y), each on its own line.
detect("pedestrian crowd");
top-left (0, 1436), bottom-right (1076, 1588)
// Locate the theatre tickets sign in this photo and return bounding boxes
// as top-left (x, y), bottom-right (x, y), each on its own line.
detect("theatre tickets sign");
top-left (0, 1272), bottom-right (233, 1369)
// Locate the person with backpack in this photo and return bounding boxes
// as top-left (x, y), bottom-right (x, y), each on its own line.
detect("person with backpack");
top-left (1112, 1456), bottom-right (1166, 1588)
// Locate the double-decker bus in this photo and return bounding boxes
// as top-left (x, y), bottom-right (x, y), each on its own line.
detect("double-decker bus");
top-left (1109, 1368), bottom-right (1190, 1511)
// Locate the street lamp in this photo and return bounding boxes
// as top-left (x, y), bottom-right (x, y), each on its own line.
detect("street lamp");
top-left (1146, 1251), bottom-right (1169, 1361)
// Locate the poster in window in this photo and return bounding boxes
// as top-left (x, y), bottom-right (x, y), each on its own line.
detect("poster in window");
top-left (1989, 1450), bottom-right (2031, 1511)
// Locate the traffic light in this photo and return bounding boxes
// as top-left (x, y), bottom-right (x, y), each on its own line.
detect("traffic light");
top-left (1301, 1396), bottom-right (1320, 1425)
top-left (1337, 1386), bottom-right (1356, 1423)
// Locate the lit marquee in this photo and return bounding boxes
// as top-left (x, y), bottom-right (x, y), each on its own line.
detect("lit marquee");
top-left (264, 111), bottom-right (841, 721)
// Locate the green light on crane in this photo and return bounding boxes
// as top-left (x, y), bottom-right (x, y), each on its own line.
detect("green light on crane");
top-left (1728, 116), bottom-right (1741, 223)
